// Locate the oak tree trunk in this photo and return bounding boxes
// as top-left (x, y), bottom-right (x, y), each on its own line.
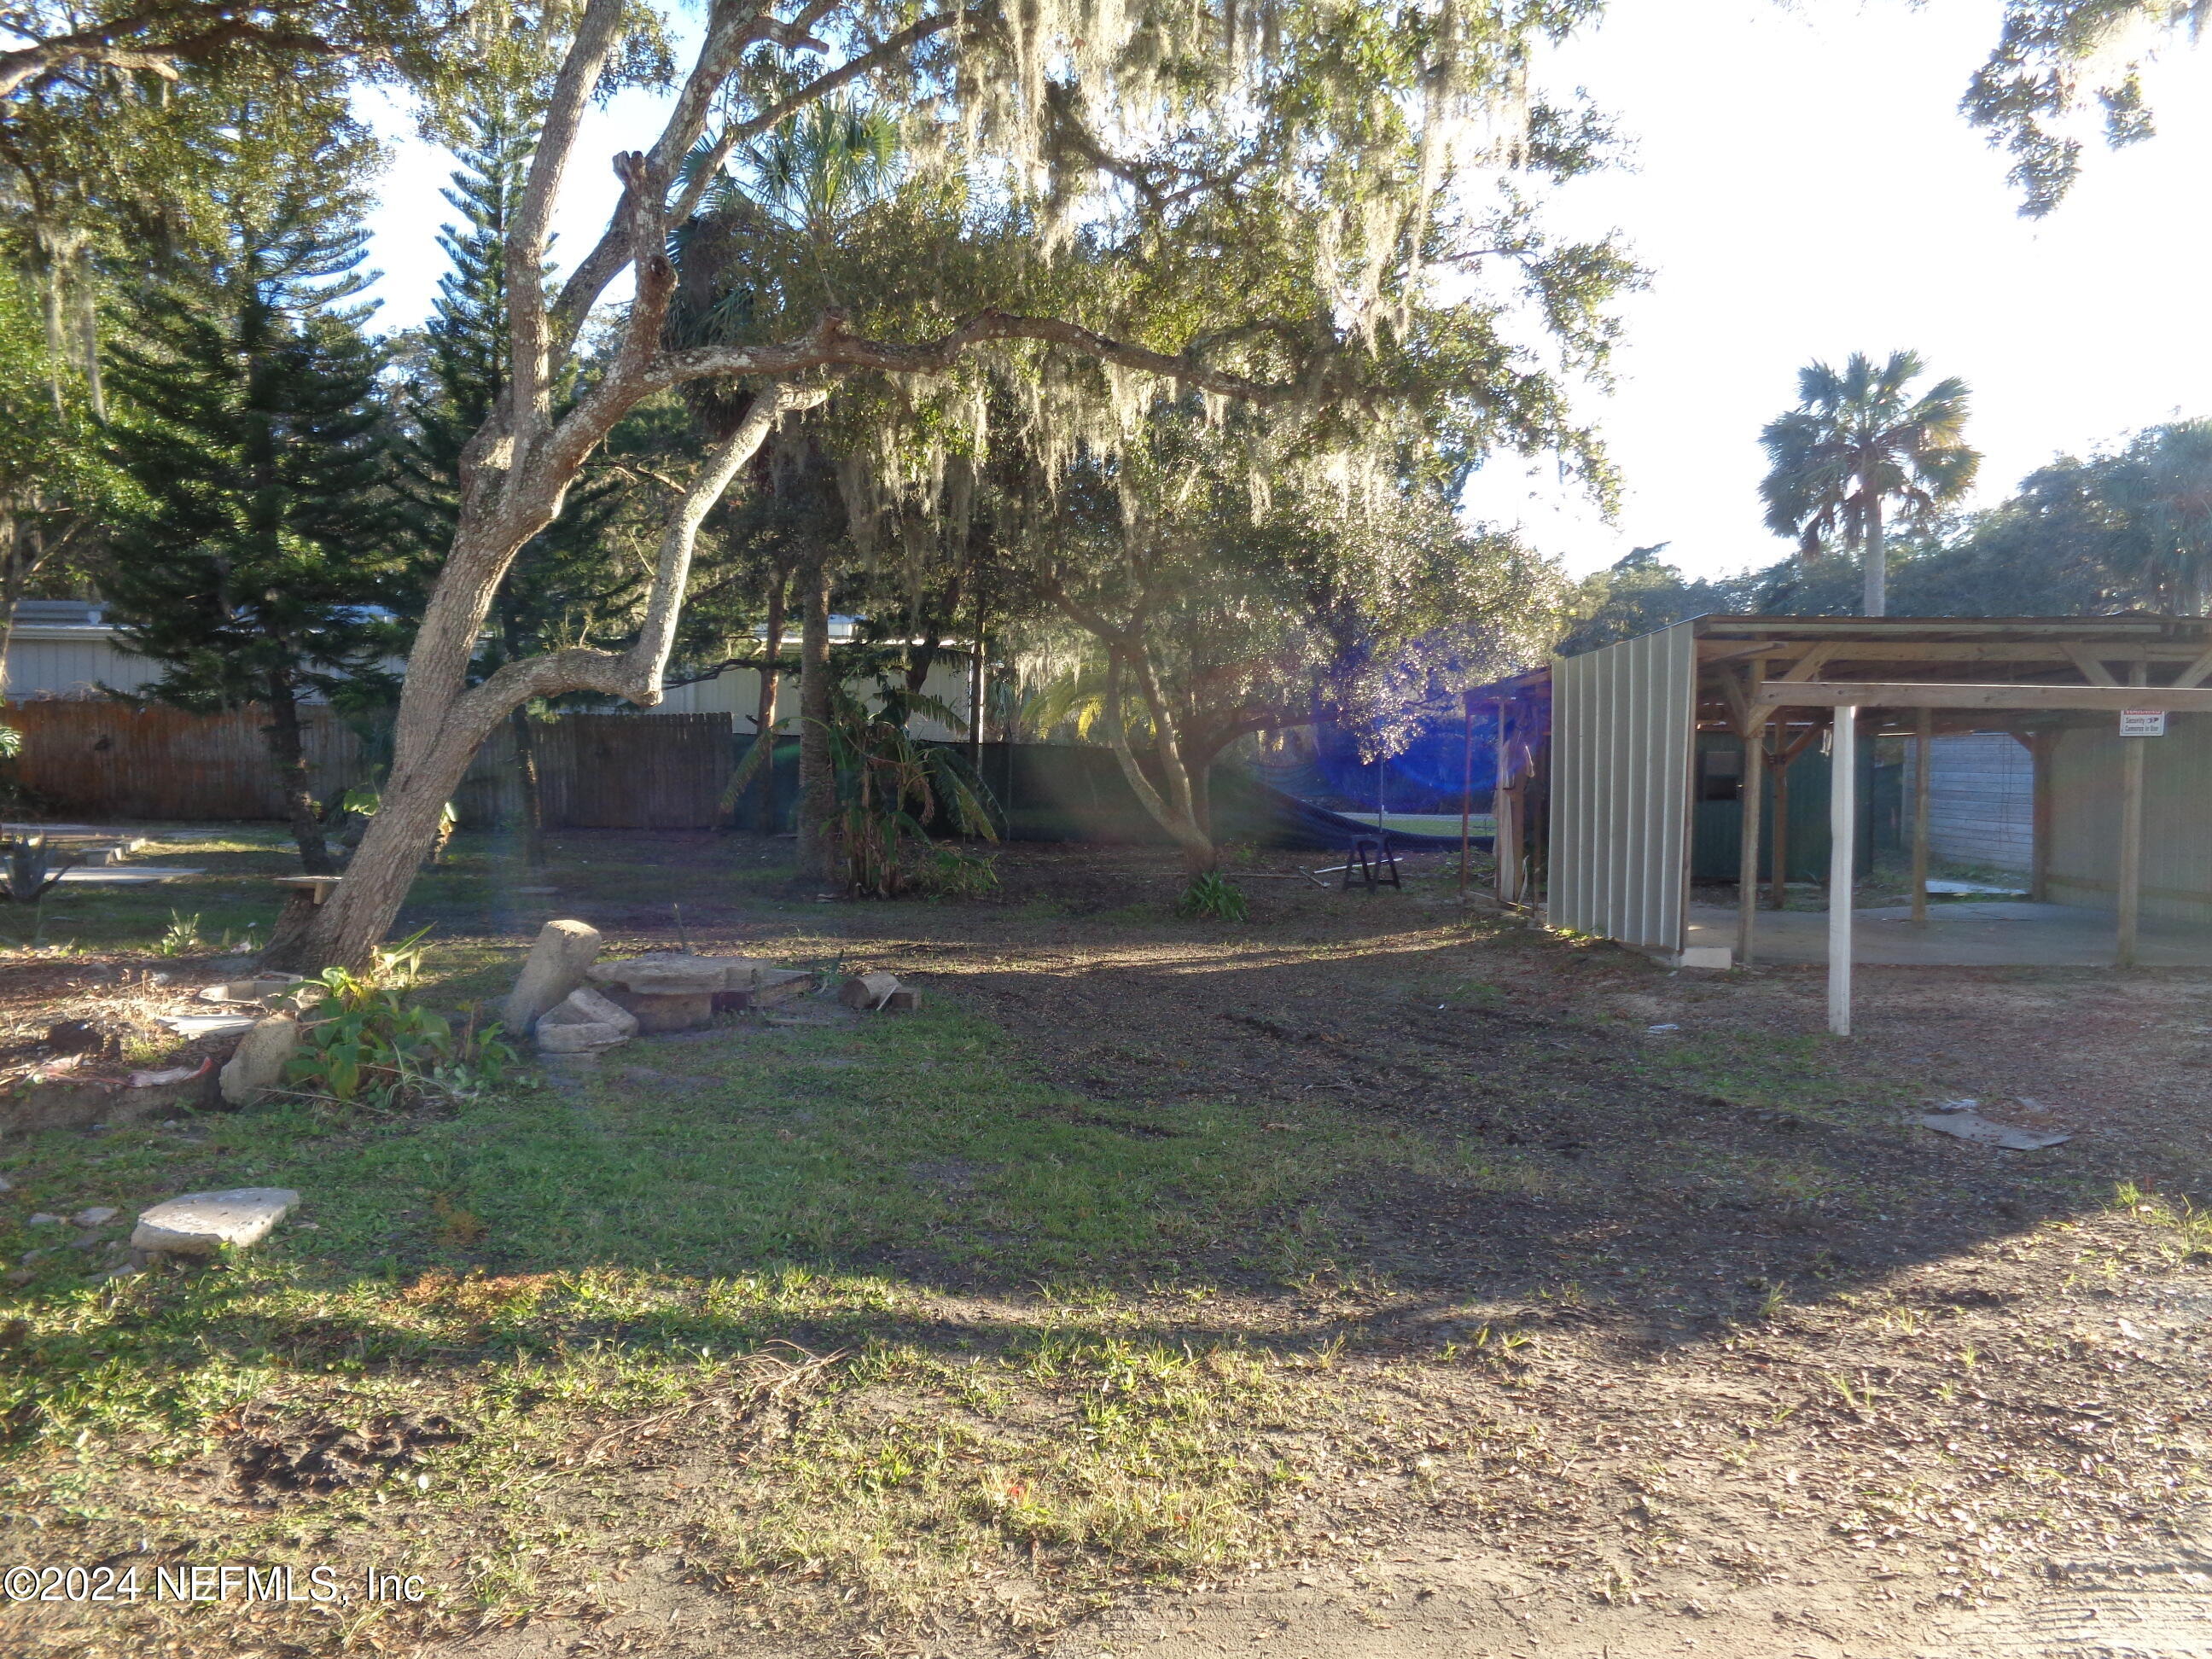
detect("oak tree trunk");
top-left (795, 555), bottom-right (836, 882)
top-left (1098, 653), bottom-right (1217, 874)
top-left (509, 703), bottom-right (546, 868)
top-left (750, 564), bottom-right (787, 834)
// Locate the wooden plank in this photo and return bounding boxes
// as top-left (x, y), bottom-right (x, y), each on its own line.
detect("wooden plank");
top-left (1755, 681), bottom-right (2212, 712)
top-left (1703, 639), bottom-right (2212, 664)
top-left (1912, 709), bottom-right (1931, 925)
top-left (3, 701), bottom-right (368, 819)
top-left (1700, 617), bottom-right (2178, 637)
top-left (1776, 644), bottom-right (1838, 683)
top-left (2173, 646), bottom-right (2212, 689)
top-left (2034, 730), bottom-right (2052, 902)
top-left (1829, 707), bottom-right (1855, 1038)
top-left (2119, 732), bottom-right (2145, 965)
top-left (1737, 725), bottom-right (1763, 965)
top-left (2118, 664), bottom-right (2148, 965)
top-left (2064, 645), bottom-right (2121, 687)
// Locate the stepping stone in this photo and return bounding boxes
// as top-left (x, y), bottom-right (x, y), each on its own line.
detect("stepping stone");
top-left (132, 1188), bottom-right (300, 1257)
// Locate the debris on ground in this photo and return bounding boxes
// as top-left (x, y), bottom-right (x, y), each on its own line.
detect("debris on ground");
top-left (502, 917), bottom-right (603, 1034)
top-left (1915, 1099), bottom-right (2073, 1150)
top-left (131, 1187), bottom-right (300, 1258)
top-left (226, 1402), bottom-right (467, 1498)
top-left (535, 986), bottom-right (639, 1054)
top-left (587, 951), bottom-right (725, 1032)
top-left (218, 1011), bottom-right (300, 1106)
top-left (196, 974), bottom-right (304, 1007)
top-left (840, 971), bottom-right (903, 1010)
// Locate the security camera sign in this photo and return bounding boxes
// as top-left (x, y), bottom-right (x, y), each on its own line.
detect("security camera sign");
top-left (2120, 709), bottom-right (2168, 737)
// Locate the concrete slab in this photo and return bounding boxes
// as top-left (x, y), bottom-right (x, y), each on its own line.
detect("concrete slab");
top-left (1685, 899), bottom-right (2212, 968)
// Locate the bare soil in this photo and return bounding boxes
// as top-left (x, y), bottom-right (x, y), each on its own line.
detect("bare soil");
top-left (5, 831), bottom-right (2209, 1658)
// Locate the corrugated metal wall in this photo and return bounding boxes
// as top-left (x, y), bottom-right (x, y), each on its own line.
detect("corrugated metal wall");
top-left (2046, 716), bottom-right (2212, 922)
top-left (1548, 621), bottom-right (1698, 952)
top-left (1906, 731), bottom-right (2034, 874)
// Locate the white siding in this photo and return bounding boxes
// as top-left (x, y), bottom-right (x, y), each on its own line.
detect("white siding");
top-left (3, 629), bottom-right (164, 698)
top-left (655, 655), bottom-right (975, 741)
top-left (1549, 620), bottom-right (1698, 952)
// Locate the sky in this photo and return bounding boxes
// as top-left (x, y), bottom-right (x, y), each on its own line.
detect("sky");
top-left (358, 0), bottom-right (2212, 584)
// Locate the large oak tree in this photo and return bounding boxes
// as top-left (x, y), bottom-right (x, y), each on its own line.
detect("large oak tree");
top-left (262, 0), bottom-right (1626, 969)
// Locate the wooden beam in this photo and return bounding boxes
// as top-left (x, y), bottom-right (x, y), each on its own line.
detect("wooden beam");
top-left (2030, 730), bottom-right (2053, 903)
top-left (1701, 639), bottom-right (2212, 664)
top-left (1776, 643), bottom-right (1838, 683)
top-left (1701, 619), bottom-right (2178, 637)
top-left (2174, 645), bottom-right (2212, 689)
top-left (2119, 665), bottom-right (2148, 966)
top-left (1494, 700), bottom-right (1516, 906)
top-left (1714, 665), bottom-right (1753, 736)
top-left (2064, 644), bottom-right (2121, 687)
top-left (1754, 681), bottom-right (2212, 713)
top-left (1829, 707), bottom-right (1857, 1038)
top-left (1911, 708), bottom-right (1931, 925)
top-left (1738, 723), bottom-right (1764, 966)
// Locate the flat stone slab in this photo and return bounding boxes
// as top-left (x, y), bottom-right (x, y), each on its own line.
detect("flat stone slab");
top-left (155, 1013), bottom-right (259, 1038)
top-left (588, 952), bottom-right (730, 994)
top-left (1915, 1110), bottom-right (2071, 1151)
top-left (535, 987), bottom-right (638, 1053)
top-left (198, 975), bottom-right (304, 1006)
top-left (55, 865), bottom-right (204, 885)
top-left (132, 1187), bottom-right (300, 1256)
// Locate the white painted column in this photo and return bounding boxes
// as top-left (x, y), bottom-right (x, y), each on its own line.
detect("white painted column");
top-left (1827, 704), bottom-right (1857, 1038)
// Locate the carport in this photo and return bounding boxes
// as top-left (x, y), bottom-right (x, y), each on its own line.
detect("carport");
top-left (1535, 614), bottom-right (2212, 1033)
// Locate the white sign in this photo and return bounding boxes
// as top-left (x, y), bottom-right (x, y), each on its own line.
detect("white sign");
top-left (2120, 709), bottom-right (2168, 737)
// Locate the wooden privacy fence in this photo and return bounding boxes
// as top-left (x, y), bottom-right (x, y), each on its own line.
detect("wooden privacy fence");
top-left (456, 713), bottom-right (732, 830)
top-left (3, 701), bottom-right (734, 829)
top-left (3, 701), bottom-right (370, 820)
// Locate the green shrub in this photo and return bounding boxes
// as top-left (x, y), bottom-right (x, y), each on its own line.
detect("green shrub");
top-left (282, 966), bottom-right (514, 1108)
top-left (1175, 870), bottom-right (1249, 923)
top-left (916, 846), bottom-right (1000, 899)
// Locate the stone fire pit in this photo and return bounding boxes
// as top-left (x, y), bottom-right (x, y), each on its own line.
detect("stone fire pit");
top-left (585, 952), bottom-right (729, 1033)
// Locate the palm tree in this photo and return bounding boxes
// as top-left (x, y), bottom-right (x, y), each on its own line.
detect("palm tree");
top-left (1760, 351), bottom-right (1979, 616)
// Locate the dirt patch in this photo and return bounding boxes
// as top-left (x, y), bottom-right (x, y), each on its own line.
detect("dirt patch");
top-left (226, 1401), bottom-right (469, 1497)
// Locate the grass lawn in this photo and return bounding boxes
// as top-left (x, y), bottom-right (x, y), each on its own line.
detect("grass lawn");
top-left (3, 829), bottom-right (2209, 1657)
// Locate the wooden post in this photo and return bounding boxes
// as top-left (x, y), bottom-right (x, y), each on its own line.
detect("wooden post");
top-left (1457, 690), bottom-right (1476, 901)
top-left (2118, 664), bottom-right (2147, 966)
top-left (1768, 730), bottom-right (1790, 911)
top-left (2029, 729), bottom-right (2053, 902)
top-left (967, 608), bottom-right (987, 776)
top-left (1736, 720), bottom-right (1764, 965)
top-left (1911, 707), bottom-right (1932, 923)
top-left (1494, 699), bottom-right (1514, 905)
top-left (1828, 706), bottom-right (1857, 1038)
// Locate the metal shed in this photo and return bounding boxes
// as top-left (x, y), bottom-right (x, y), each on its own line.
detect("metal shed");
top-left (1525, 614), bottom-right (2212, 1033)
